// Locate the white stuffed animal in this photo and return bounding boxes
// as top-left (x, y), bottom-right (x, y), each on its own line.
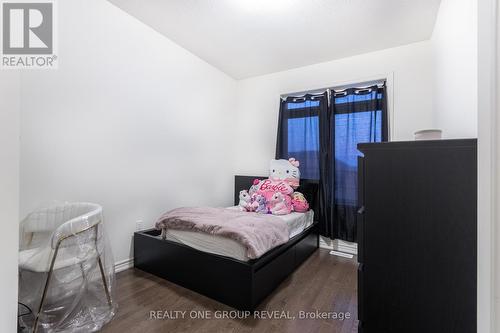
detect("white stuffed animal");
top-left (238, 190), bottom-right (251, 211)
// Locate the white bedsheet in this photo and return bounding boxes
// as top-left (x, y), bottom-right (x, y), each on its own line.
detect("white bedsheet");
top-left (163, 208), bottom-right (314, 261)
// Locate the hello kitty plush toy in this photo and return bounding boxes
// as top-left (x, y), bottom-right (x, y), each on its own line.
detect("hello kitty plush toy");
top-left (270, 158), bottom-right (301, 189)
top-left (238, 190), bottom-right (252, 211)
top-left (268, 192), bottom-right (292, 215)
top-left (253, 158), bottom-right (301, 208)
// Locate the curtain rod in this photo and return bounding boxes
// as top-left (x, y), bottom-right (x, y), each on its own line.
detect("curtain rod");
top-left (280, 79), bottom-right (386, 100)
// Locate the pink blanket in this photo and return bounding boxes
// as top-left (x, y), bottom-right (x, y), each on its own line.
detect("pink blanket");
top-left (155, 207), bottom-right (289, 259)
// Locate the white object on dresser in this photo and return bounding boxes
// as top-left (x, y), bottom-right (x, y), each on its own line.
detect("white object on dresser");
top-left (414, 129), bottom-right (442, 140)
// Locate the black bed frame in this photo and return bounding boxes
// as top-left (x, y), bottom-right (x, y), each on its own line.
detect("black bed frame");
top-left (134, 176), bottom-right (319, 310)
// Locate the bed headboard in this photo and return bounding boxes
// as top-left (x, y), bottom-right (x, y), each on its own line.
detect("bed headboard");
top-left (234, 175), bottom-right (319, 214)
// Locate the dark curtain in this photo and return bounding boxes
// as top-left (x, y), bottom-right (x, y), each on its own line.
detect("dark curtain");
top-left (276, 84), bottom-right (387, 242)
top-left (276, 92), bottom-right (331, 236)
top-left (331, 85), bottom-right (388, 241)
top-left (276, 92), bottom-right (329, 180)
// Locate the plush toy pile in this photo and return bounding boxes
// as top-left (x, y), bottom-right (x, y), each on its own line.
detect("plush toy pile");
top-left (238, 158), bottom-right (310, 215)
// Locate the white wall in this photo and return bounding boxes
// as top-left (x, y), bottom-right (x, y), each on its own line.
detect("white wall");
top-left (234, 41), bottom-right (434, 176)
top-left (477, 0), bottom-right (498, 331)
top-left (494, 0), bottom-right (500, 330)
top-left (431, 0), bottom-right (478, 138)
top-left (477, 0), bottom-right (497, 330)
top-left (19, 0), bottom-right (237, 264)
top-left (0, 72), bottom-right (20, 332)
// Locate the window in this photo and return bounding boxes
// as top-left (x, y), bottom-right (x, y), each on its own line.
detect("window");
top-left (333, 90), bottom-right (385, 206)
top-left (276, 96), bottom-right (326, 180)
top-left (276, 83), bottom-right (388, 241)
top-left (287, 116), bottom-right (320, 179)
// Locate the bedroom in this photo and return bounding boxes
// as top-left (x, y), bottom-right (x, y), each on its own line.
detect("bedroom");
top-left (0, 0), bottom-right (498, 332)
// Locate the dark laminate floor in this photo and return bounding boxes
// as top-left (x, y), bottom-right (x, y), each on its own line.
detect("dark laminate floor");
top-left (101, 249), bottom-right (358, 333)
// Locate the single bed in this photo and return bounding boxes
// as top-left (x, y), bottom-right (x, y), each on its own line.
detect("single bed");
top-left (162, 208), bottom-right (314, 261)
top-left (134, 175), bottom-right (319, 310)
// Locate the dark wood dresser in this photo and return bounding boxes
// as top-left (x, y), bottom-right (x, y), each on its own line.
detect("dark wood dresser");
top-left (357, 139), bottom-right (477, 333)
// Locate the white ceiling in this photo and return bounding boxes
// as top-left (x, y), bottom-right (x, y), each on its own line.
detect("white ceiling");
top-left (108, 0), bottom-right (441, 79)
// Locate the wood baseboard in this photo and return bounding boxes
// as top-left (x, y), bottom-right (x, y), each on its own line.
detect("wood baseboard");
top-left (319, 236), bottom-right (357, 255)
top-left (115, 258), bottom-right (134, 273)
